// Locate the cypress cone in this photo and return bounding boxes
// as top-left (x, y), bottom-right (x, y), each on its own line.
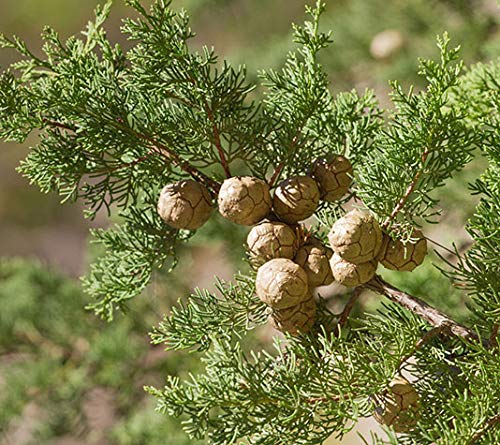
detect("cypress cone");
top-left (373, 376), bottom-right (420, 433)
top-left (311, 155), bottom-right (353, 202)
top-left (328, 209), bottom-right (383, 263)
top-left (378, 230), bottom-right (428, 271)
top-left (255, 258), bottom-right (309, 309)
top-left (270, 293), bottom-right (316, 335)
top-left (330, 253), bottom-right (377, 287)
top-left (273, 176), bottom-right (320, 223)
top-left (294, 241), bottom-right (334, 287)
top-left (218, 176), bottom-right (272, 225)
top-left (247, 221), bottom-right (299, 266)
top-left (157, 180), bottom-right (212, 230)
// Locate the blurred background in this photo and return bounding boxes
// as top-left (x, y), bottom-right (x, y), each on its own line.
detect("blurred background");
top-left (0, 0), bottom-right (498, 444)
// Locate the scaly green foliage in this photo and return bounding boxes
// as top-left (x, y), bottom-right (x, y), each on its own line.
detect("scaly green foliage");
top-left (1, 1), bottom-right (499, 444)
top-left (357, 34), bottom-right (479, 232)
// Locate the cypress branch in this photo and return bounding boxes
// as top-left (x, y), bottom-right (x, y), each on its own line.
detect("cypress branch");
top-left (469, 413), bottom-right (500, 444)
top-left (1, 1), bottom-right (499, 443)
top-left (364, 276), bottom-right (481, 344)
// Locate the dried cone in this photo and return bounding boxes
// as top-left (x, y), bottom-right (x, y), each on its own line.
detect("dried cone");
top-left (330, 253), bottom-right (377, 287)
top-left (378, 230), bottom-right (428, 271)
top-left (270, 293), bottom-right (316, 335)
top-left (247, 221), bottom-right (299, 266)
top-left (256, 258), bottom-right (309, 309)
top-left (157, 180), bottom-right (212, 230)
top-left (311, 155), bottom-right (353, 202)
top-left (273, 176), bottom-right (320, 224)
top-left (328, 209), bottom-right (383, 263)
top-left (373, 376), bottom-right (420, 433)
top-left (218, 176), bottom-right (272, 225)
top-left (294, 241), bottom-right (334, 287)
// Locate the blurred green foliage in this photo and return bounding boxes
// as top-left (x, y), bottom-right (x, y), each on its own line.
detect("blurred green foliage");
top-left (0, 258), bottom-right (205, 444)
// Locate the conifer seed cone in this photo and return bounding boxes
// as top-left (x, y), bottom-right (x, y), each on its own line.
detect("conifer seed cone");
top-left (247, 221), bottom-right (299, 266)
top-left (256, 258), bottom-right (309, 309)
top-left (373, 376), bottom-right (420, 433)
top-left (330, 253), bottom-right (377, 287)
top-left (311, 155), bottom-right (353, 202)
top-left (218, 176), bottom-right (272, 225)
top-left (378, 230), bottom-right (428, 271)
top-left (328, 209), bottom-right (383, 263)
top-left (270, 293), bottom-right (317, 335)
top-left (294, 242), bottom-right (334, 287)
top-left (157, 180), bottom-right (212, 230)
top-left (273, 176), bottom-right (320, 224)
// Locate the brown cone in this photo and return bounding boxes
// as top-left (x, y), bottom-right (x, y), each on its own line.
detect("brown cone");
top-left (247, 221), bottom-right (299, 266)
top-left (330, 253), bottom-right (377, 287)
top-left (311, 155), bottom-right (353, 202)
top-left (295, 242), bottom-right (334, 287)
top-left (273, 176), bottom-right (320, 224)
top-left (255, 258), bottom-right (309, 309)
top-left (270, 294), bottom-right (316, 335)
top-left (218, 176), bottom-right (272, 225)
top-left (157, 180), bottom-right (212, 230)
top-left (373, 376), bottom-right (420, 433)
top-left (328, 209), bottom-right (383, 263)
top-left (378, 230), bottom-right (427, 271)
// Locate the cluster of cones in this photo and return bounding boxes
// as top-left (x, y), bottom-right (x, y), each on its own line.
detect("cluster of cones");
top-left (157, 155), bottom-right (427, 336)
top-left (156, 155), bottom-right (352, 230)
top-left (157, 158), bottom-right (424, 432)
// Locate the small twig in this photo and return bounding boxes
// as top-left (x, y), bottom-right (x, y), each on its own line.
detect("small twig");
top-left (135, 129), bottom-right (221, 193)
top-left (364, 276), bottom-right (483, 345)
top-left (42, 118), bottom-right (77, 132)
top-left (469, 413), bottom-right (500, 444)
top-left (489, 324), bottom-right (499, 347)
top-left (304, 393), bottom-right (346, 404)
top-left (239, 383), bottom-right (347, 406)
top-left (205, 106), bottom-right (231, 178)
top-left (425, 235), bottom-right (459, 257)
top-left (269, 162), bottom-right (285, 188)
top-left (268, 129), bottom-right (303, 187)
top-left (44, 117), bottom-right (221, 193)
top-left (117, 150), bottom-right (156, 171)
top-left (398, 324), bottom-right (452, 369)
top-left (93, 149), bottom-right (157, 175)
top-left (425, 236), bottom-right (474, 262)
top-left (164, 90), bottom-right (196, 108)
top-left (382, 147), bottom-right (430, 229)
top-left (181, 70), bottom-right (231, 178)
top-left (334, 288), bottom-right (363, 336)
